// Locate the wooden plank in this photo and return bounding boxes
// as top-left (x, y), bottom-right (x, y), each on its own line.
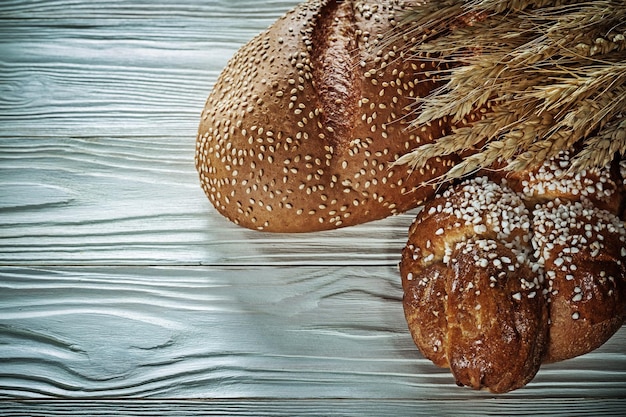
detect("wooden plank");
top-left (2, 399), bottom-right (626, 416)
top-left (1, 266), bottom-right (625, 400)
top-left (1, 0), bottom-right (626, 413)
top-left (0, 138), bottom-right (417, 265)
top-left (0, 0), bottom-right (418, 266)
top-left (0, 0), bottom-right (299, 137)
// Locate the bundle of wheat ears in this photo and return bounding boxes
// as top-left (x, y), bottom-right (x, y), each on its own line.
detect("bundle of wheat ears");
top-left (394, 0), bottom-right (626, 179)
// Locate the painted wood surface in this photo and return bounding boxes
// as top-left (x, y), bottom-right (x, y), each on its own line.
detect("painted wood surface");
top-left (1, 0), bottom-right (625, 415)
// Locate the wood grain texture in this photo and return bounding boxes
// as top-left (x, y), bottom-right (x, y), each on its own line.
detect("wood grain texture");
top-left (0, 144), bottom-right (416, 264)
top-left (0, 0), bottom-right (625, 414)
top-left (2, 399), bottom-right (626, 417)
top-left (1, 266), bottom-right (625, 400)
top-left (0, 0), bottom-right (415, 266)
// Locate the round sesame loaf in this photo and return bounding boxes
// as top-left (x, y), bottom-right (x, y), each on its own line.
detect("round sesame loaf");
top-left (195, 0), bottom-right (471, 232)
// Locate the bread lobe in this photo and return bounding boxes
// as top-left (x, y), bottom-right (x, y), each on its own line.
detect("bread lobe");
top-left (401, 177), bottom-right (547, 393)
top-left (445, 240), bottom-right (547, 393)
top-left (532, 199), bottom-right (626, 362)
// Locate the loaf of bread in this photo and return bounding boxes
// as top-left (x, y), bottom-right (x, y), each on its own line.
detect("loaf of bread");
top-left (196, 0), bottom-right (472, 232)
top-left (400, 152), bottom-right (626, 392)
top-left (198, 0), bottom-right (626, 393)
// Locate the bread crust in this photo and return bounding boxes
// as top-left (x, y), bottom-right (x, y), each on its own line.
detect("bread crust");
top-left (532, 199), bottom-right (626, 362)
top-left (498, 152), bottom-right (626, 361)
top-left (196, 0), bottom-right (468, 232)
top-left (400, 153), bottom-right (626, 392)
top-left (401, 178), bottom-right (548, 393)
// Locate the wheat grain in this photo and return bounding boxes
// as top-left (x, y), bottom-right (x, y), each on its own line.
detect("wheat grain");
top-left (394, 0), bottom-right (626, 179)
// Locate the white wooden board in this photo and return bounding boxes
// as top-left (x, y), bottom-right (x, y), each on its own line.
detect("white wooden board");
top-left (1, 0), bottom-right (625, 415)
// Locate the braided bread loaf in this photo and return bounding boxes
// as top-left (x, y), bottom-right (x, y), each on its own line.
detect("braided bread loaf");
top-left (400, 152), bottom-right (626, 393)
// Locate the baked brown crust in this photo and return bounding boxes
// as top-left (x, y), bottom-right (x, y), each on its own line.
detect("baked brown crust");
top-left (445, 239), bottom-right (547, 393)
top-left (196, 0), bottom-right (472, 232)
top-left (498, 152), bottom-right (626, 361)
top-left (401, 178), bottom-right (548, 393)
top-left (533, 199), bottom-right (626, 362)
top-left (401, 153), bottom-right (626, 392)
top-left (404, 238), bottom-right (549, 393)
top-left (498, 150), bottom-right (623, 212)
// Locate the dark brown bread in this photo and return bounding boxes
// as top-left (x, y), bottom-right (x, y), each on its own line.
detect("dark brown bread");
top-left (196, 0), bottom-right (472, 232)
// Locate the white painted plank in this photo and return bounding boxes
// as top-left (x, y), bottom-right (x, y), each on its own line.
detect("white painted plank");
top-left (0, 0), bottom-right (300, 137)
top-left (2, 399), bottom-right (626, 417)
top-left (1, 0), bottom-right (625, 413)
top-left (1, 266), bottom-right (624, 400)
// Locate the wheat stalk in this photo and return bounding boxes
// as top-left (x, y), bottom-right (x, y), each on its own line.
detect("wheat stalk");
top-left (571, 118), bottom-right (626, 171)
top-left (395, 0), bottom-right (626, 178)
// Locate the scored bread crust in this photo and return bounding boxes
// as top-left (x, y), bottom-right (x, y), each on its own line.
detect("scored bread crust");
top-left (196, 0), bottom-right (476, 232)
